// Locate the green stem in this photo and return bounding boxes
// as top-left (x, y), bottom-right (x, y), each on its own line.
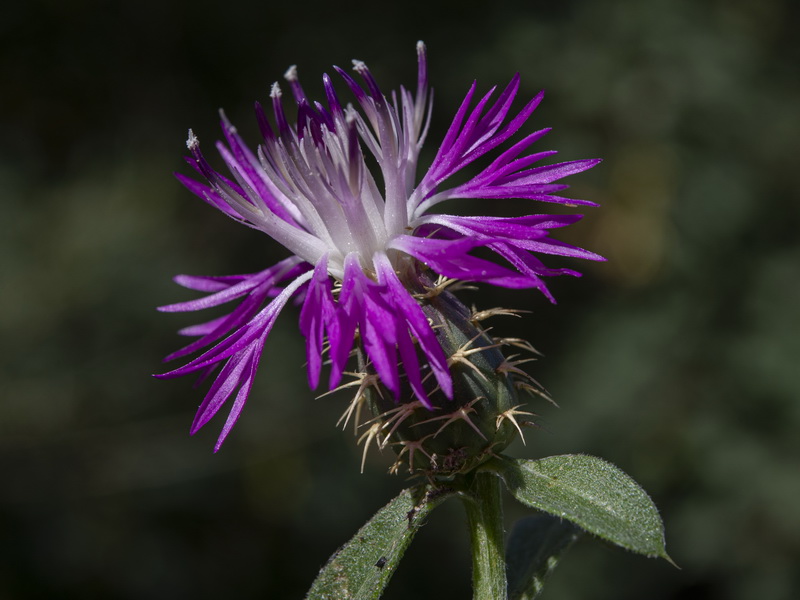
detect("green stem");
top-left (463, 471), bottom-right (507, 600)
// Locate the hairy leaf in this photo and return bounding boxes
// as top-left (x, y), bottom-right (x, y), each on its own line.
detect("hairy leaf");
top-left (506, 514), bottom-right (582, 600)
top-left (487, 454), bottom-right (670, 560)
top-left (306, 485), bottom-right (456, 600)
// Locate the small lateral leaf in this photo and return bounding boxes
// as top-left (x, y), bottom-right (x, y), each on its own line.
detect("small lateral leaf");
top-left (487, 454), bottom-right (670, 560)
top-left (506, 514), bottom-right (582, 600)
top-left (306, 485), bottom-right (456, 600)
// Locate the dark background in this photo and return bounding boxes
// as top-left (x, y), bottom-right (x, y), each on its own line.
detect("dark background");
top-left (2, 0), bottom-right (799, 598)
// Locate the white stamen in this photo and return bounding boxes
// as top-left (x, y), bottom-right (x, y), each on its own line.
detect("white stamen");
top-left (352, 60), bottom-right (367, 73)
top-left (186, 129), bottom-right (199, 150)
top-left (284, 65), bottom-right (298, 82)
top-left (270, 82), bottom-right (282, 98)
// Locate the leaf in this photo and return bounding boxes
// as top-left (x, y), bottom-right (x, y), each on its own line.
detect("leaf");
top-left (506, 514), bottom-right (582, 600)
top-left (305, 485), bottom-right (456, 600)
top-left (487, 454), bottom-right (670, 560)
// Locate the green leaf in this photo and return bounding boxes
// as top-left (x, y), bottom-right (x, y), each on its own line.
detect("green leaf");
top-left (506, 514), bottom-right (582, 600)
top-left (486, 454), bottom-right (670, 560)
top-left (305, 485), bottom-right (456, 600)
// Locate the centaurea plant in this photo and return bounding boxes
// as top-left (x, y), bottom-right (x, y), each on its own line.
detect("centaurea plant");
top-left (158, 43), bottom-right (670, 599)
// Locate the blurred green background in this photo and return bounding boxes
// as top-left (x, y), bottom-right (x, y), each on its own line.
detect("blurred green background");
top-left (2, 0), bottom-right (799, 598)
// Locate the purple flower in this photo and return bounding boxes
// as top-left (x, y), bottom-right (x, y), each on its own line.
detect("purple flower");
top-left (158, 42), bottom-right (602, 450)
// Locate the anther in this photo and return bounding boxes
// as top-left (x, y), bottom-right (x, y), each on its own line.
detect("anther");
top-left (284, 65), bottom-right (298, 82)
top-left (186, 129), bottom-right (199, 150)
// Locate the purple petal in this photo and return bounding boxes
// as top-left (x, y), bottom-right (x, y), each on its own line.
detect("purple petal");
top-left (173, 273), bottom-right (251, 293)
top-left (361, 293), bottom-right (400, 397)
top-left (374, 253), bottom-right (452, 398)
top-left (426, 81), bottom-right (478, 177)
top-left (190, 342), bottom-right (257, 434)
top-left (157, 270), bottom-right (312, 378)
top-left (322, 73), bottom-right (346, 119)
top-left (394, 321), bottom-right (432, 408)
top-left (175, 172), bottom-right (243, 220)
top-left (299, 256), bottom-right (335, 388)
top-left (159, 258), bottom-right (306, 313)
top-left (419, 214), bottom-right (603, 260)
top-left (389, 235), bottom-right (523, 283)
top-left (213, 339), bottom-right (264, 452)
top-left (495, 158), bottom-right (602, 186)
top-left (339, 255), bottom-right (401, 396)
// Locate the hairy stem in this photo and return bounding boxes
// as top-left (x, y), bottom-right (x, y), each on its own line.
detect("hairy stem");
top-left (463, 471), bottom-right (507, 600)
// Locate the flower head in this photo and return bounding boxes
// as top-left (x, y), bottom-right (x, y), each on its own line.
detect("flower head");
top-left (158, 42), bottom-right (602, 451)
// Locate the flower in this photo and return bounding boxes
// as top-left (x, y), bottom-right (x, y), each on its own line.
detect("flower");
top-left (157, 42), bottom-right (602, 451)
